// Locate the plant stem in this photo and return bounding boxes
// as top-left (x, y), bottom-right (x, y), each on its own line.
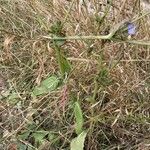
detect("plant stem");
top-left (43, 35), bottom-right (110, 40)
top-left (42, 12), bottom-right (150, 46)
top-left (126, 40), bottom-right (150, 46)
top-left (92, 79), bottom-right (98, 103)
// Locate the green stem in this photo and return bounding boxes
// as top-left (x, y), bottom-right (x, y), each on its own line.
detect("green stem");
top-left (92, 79), bottom-right (98, 103)
top-left (43, 19), bottom-right (127, 41)
top-left (126, 40), bottom-right (150, 46)
top-left (43, 35), bottom-right (110, 40)
top-left (42, 12), bottom-right (150, 46)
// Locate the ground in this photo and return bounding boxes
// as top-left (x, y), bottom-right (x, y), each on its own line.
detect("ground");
top-left (0, 0), bottom-right (150, 150)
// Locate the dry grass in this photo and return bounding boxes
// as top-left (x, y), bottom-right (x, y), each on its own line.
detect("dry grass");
top-left (0, 0), bottom-right (150, 150)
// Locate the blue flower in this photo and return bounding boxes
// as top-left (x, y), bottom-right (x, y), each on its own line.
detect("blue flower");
top-left (127, 23), bottom-right (136, 35)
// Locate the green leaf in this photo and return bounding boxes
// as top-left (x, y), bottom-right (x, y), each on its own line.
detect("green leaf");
top-left (50, 21), bottom-right (66, 46)
top-left (58, 52), bottom-right (71, 76)
top-left (7, 92), bottom-right (20, 105)
top-left (32, 130), bottom-right (49, 142)
top-left (74, 102), bottom-right (84, 135)
top-left (32, 86), bottom-right (48, 96)
top-left (97, 68), bottom-right (111, 87)
top-left (17, 142), bottom-right (34, 150)
top-left (17, 142), bottom-right (27, 150)
top-left (50, 20), bottom-right (62, 36)
top-left (55, 40), bottom-right (66, 47)
top-left (48, 132), bottom-right (60, 145)
top-left (55, 45), bottom-right (71, 78)
top-left (27, 122), bottom-right (37, 130)
top-left (41, 76), bottom-right (59, 90)
top-left (32, 76), bottom-right (59, 96)
top-left (48, 132), bottom-right (56, 141)
top-left (27, 146), bottom-right (35, 150)
top-left (18, 131), bottom-right (30, 140)
top-left (70, 131), bottom-right (87, 150)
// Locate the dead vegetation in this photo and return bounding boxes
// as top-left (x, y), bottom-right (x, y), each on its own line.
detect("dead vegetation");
top-left (0, 0), bottom-right (150, 150)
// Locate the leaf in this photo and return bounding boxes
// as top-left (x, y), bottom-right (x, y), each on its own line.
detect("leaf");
top-left (50, 21), bottom-right (66, 46)
top-left (32, 76), bottom-right (59, 96)
top-left (55, 45), bottom-right (71, 77)
top-left (50, 20), bottom-right (62, 36)
top-left (27, 123), bottom-right (37, 130)
top-left (97, 68), bottom-right (111, 87)
top-left (74, 102), bottom-right (84, 135)
top-left (18, 131), bottom-right (30, 140)
top-left (32, 86), bottom-right (48, 96)
top-left (17, 143), bottom-right (27, 150)
top-left (17, 142), bottom-right (34, 150)
top-left (48, 132), bottom-right (60, 145)
top-left (41, 76), bottom-right (59, 90)
top-left (8, 92), bottom-right (20, 100)
top-left (58, 50), bottom-right (71, 76)
top-left (48, 132), bottom-right (56, 141)
top-left (55, 40), bottom-right (66, 47)
top-left (7, 91), bottom-right (21, 105)
top-left (51, 21), bottom-right (71, 77)
top-left (70, 131), bottom-right (87, 150)
top-left (32, 130), bottom-right (49, 142)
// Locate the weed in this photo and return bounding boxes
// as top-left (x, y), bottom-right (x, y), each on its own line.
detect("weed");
top-left (0, 0), bottom-right (150, 150)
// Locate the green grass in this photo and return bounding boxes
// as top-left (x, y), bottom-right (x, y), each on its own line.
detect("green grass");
top-left (0, 0), bottom-right (150, 150)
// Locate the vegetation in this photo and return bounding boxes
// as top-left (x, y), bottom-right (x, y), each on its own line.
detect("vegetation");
top-left (0, 0), bottom-right (150, 150)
